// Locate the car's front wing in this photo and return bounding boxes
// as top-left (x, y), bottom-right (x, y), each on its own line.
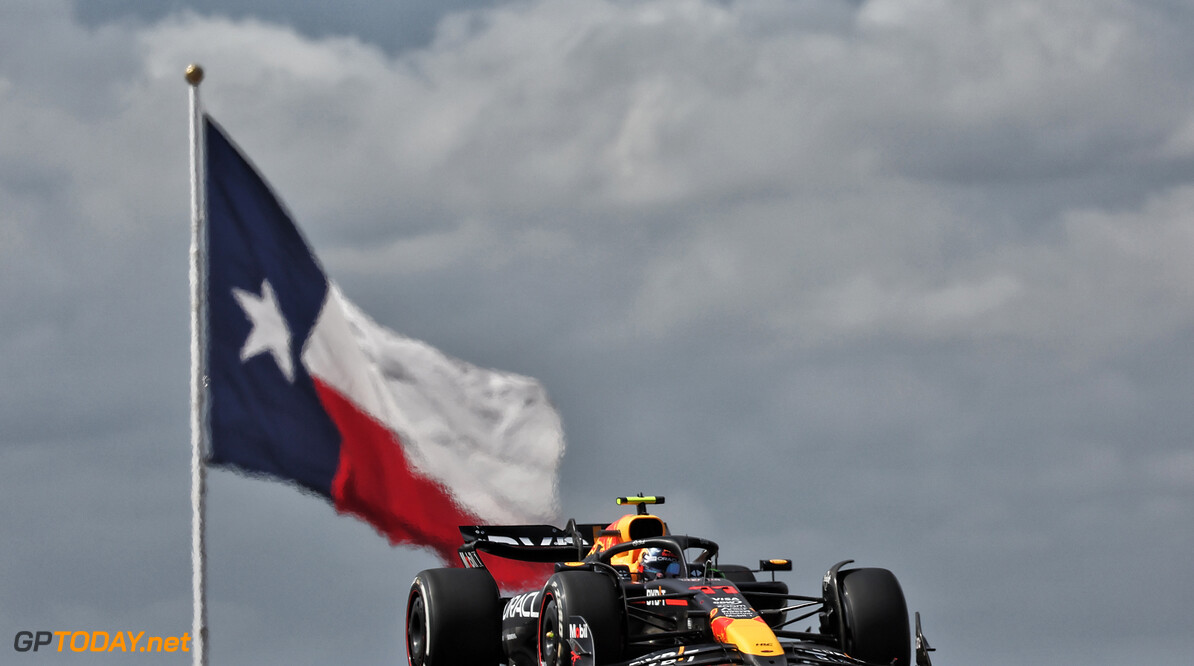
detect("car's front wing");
top-left (585, 641), bottom-right (902, 666)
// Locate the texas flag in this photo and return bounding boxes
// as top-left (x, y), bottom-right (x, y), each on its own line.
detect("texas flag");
top-left (203, 116), bottom-right (563, 588)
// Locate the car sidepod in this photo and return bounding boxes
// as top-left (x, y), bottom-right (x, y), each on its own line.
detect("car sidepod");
top-left (501, 590), bottom-right (542, 666)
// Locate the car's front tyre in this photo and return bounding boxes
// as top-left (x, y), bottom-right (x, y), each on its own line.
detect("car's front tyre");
top-left (838, 568), bottom-right (911, 665)
top-left (538, 571), bottom-right (625, 666)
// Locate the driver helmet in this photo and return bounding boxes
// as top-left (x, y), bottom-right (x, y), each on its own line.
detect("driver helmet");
top-left (639, 547), bottom-right (682, 579)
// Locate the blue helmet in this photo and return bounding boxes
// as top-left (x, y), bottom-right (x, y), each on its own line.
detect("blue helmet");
top-left (640, 547), bottom-right (682, 579)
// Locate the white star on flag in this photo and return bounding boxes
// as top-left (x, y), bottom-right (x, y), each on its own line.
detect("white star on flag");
top-left (232, 279), bottom-right (295, 382)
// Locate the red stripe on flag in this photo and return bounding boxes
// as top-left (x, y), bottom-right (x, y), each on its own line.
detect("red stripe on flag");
top-left (313, 379), bottom-right (551, 590)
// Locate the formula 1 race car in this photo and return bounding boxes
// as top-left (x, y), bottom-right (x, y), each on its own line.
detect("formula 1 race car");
top-left (405, 495), bottom-right (935, 666)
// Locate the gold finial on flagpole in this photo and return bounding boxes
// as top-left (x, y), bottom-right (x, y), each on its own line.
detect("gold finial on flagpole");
top-left (185, 63), bottom-right (205, 86)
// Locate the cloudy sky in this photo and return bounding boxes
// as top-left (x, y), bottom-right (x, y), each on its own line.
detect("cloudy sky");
top-left (3, 0), bottom-right (1193, 663)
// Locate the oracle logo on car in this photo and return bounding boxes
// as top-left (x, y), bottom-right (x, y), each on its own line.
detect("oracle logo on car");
top-left (501, 591), bottom-right (541, 620)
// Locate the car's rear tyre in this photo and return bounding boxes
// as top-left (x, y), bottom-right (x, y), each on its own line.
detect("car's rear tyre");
top-left (406, 568), bottom-right (503, 666)
top-left (838, 568), bottom-right (911, 665)
top-left (538, 571), bottom-right (625, 666)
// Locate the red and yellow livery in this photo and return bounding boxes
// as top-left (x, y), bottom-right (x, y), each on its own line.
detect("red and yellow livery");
top-left (406, 495), bottom-right (935, 666)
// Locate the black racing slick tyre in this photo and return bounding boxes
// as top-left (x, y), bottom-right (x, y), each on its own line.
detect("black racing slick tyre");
top-left (838, 568), bottom-right (911, 666)
top-left (538, 571), bottom-right (625, 666)
top-left (406, 568), bottom-right (503, 666)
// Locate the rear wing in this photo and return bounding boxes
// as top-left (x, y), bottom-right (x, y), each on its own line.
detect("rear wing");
top-left (458, 520), bottom-right (607, 567)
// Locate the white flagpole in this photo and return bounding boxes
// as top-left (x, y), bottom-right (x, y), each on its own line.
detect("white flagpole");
top-left (185, 62), bottom-right (209, 666)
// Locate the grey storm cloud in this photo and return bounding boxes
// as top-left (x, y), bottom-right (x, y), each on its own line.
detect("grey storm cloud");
top-left (2, 0), bottom-right (1193, 664)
